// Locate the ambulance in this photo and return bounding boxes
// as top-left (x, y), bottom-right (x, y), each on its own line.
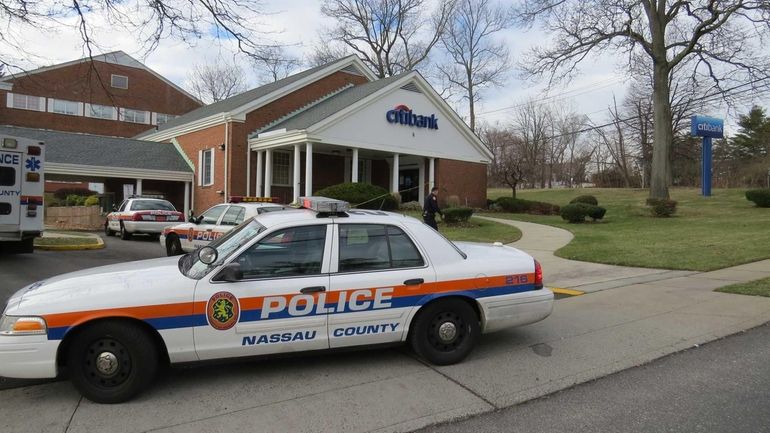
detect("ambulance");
top-left (0, 197), bottom-right (553, 403)
top-left (0, 135), bottom-right (44, 254)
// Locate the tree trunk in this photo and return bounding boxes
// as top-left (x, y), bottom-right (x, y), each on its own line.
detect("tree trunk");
top-left (511, 185), bottom-right (517, 198)
top-left (650, 61), bottom-right (672, 199)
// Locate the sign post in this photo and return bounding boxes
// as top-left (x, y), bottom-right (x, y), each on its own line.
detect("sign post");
top-left (690, 116), bottom-right (724, 197)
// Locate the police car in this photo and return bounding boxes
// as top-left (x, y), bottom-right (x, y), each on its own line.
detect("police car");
top-left (159, 197), bottom-right (291, 256)
top-left (0, 197), bottom-right (553, 404)
top-left (105, 197), bottom-right (183, 240)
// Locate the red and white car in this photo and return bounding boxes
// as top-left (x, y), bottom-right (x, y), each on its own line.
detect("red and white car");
top-left (105, 197), bottom-right (183, 240)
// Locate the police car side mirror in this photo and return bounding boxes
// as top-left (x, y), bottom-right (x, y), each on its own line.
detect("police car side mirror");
top-left (215, 262), bottom-right (243, 282)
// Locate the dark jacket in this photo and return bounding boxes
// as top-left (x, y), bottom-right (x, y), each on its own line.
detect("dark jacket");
top-left (423, 193), bottom-right (442, 216)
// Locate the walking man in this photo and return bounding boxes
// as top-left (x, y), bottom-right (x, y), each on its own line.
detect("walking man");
top-left (423, 186), bottom-right (442, 230)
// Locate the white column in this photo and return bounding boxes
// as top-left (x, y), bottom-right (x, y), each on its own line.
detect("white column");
top-left (293, 144), bottom-right (301, 203)
top-left (256, 151), bottom-right (264, 197)
top-left (391, 153), bottom-right (399, 193)
top-left (183, 182), bottom-right (190, 217)
top-left (351, 148), bottom-right (359, 183)
top-left (246, 149), bottom-right (251, 196)
top-left (429, 157), bottom-right (436, 190)
top-left (418, 159), bottom-right (426, 207)
top-left (264, 149), bottom-right (273, 197)
top-left (136, 179), bottom-right (142, 196)
top-left (305, 142), bottom-right (313, 196)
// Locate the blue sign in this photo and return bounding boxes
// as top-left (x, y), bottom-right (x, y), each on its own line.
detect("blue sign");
top-left (386, 104), bottom-right (438, 130)
top-left (691, 116), bottom-right (724, 138)
top-left (25, 157), bottom-right (41, 171)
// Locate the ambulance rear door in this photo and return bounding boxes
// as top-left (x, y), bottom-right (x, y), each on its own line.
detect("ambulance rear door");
top-left (0, 149), bottom-right (22, 233)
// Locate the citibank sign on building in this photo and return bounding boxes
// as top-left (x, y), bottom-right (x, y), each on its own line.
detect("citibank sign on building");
top-left (386, 104), bottom-right (439, 130)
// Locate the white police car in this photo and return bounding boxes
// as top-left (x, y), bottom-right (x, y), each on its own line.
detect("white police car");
top-left (159, 197), bottom-right (291, 256)
top-left (105, 197), bottom-right (183, 240)
top-left (0, 197), bottom-right (553, 403)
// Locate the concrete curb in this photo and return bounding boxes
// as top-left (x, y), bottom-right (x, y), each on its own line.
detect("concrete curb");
top-left (34, 236), bottom-right (105, 251)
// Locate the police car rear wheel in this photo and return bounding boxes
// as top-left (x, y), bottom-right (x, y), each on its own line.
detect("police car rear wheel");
top-left (166, 235), bottom-right (183, 256)
top-left (67, 322), bottom-right (158, 404)
top-left (410, 298), bottom-right (479, 365)
top-left (104, 223), bottom-right (114, 237)
top-left (119, 224), bottom-right (132, 240)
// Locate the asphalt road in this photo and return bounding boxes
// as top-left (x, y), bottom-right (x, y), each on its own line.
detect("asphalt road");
top-left (421, 323), bottom-right (770, 433)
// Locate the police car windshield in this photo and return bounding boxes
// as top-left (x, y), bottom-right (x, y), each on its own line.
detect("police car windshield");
top-left (181, 219), bottom-right (266, 279)
top-left (132, 200), bottom-right (175, 211)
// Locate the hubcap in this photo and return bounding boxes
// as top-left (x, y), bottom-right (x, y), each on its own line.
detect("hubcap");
top-left (438, 322), bottom-right (458, 343)
top-left (96, 352), bottom-right (119, 376)
top-left (427, 311), bottom-right (466, 352)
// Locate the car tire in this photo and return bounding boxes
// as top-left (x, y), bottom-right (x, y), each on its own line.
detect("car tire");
top-left (166, 235), bottom-right (183, 256)
top-left (104, 222), bottom-right (114, 237)
top-left (409, 298), bottom-right (480, 365)
top-left (66, 321), bottom-right (159, 404)
top-left (119, 224), bottom-right (131, 240)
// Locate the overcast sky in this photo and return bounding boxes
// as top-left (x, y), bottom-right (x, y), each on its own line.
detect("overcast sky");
top-left (3, 0), bottom-right (768, 132)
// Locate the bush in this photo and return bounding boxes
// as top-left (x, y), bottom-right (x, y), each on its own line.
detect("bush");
top-left (65, 194), bottom-right (81, 206)
top-left (53, 188), bottom-right (96, 200)
top-left (399, 201), bottom-right (422, 211)
top-left (76, 196), bottom-right (88, 206)
top-left (442, 207), bottom-right (474, 224)
top-left (646, 198), bottom-right (678, 217)
top-left (569, 195), bottom-right (598, 206)
top-left (496, 197), bottom-right (560, 215)
top-left (486, 198), bottom-right (496, 208)
top-left (84, 195), bottom-right (100, 206)
top-left (560, 203), bottom-right (606, 223)
top-left (314, 182), bottom-right (399, 210)
top-left (746, 189), bottom-right (770, 207)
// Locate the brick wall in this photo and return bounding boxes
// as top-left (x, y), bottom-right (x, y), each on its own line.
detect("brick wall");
top-left (174, 124), bottom-right (227, 214)
top-left (435, 159), bottom-right (487, 208)
top-left (0, 59), bottom-right (201, 137)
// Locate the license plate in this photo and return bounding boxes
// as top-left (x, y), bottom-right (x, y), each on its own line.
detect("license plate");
top-left (156, 216), bottom-right (166, 222)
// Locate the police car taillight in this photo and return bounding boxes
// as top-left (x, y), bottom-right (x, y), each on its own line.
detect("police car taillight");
top-left (534, 260), bottom-right (543, 289)
top-left (300, 196), bottom-right (350, 213)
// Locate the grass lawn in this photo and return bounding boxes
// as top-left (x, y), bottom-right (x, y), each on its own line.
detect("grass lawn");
top-left (402, 211), bottom-right (521, 244)
top-left (716, 278), bottom-right (770, 298)
top-left (35, 231), bottom-right (100, 246)
top-left (483, 188), bottom-right (770, 271)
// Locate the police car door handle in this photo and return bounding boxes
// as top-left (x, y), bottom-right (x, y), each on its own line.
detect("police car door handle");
top-left (300, 286), bottom-right (326, 294)
top-left (403, 278), bottom-right (424, 286)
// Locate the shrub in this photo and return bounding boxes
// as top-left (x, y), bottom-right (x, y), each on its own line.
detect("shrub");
top-left (646, 198), bottom-right (678, 217)
top-left (486, 198), bottom-right (496, 208)
top-left (445, 195), bottom-right (461, 207)
top-left (746, 189), bottom-right (770, 208)
top-left (442, 207), bottom-right (474, 224)
top-left (84, 195), bottom-right (100, 206)
top-left (587, 205), bottom-right (607, 221)
top-left (65, 194), bottom-right (81, 206)
top-left (399, 201), bottom-right (422, 211)
top-left (496, 197), bottom-right (560, 215)
top-left (314, 182), bottom-right (399, 210)
top-left (560, 203), bottom-right (606, 223)
top-left (76, 195), bottom-right (88, 206)
top-left (569, 195), bottom-right (598, 206)
top-left (53, 188), bottom-right (96, 200)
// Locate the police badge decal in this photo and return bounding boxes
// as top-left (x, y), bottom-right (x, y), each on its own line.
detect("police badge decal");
top-left (207, 291), bottom-right (240, 330)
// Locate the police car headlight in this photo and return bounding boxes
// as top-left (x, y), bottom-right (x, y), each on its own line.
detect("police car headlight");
top-left (0, 315), bottom-right (47, 336)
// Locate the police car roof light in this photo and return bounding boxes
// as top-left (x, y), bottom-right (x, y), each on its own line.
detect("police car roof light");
top-left (299, 196), bottom-right (350, 214)
top-left (229, 196), bottom-right (277, 203)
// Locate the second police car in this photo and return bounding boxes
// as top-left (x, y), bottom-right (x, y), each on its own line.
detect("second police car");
top-left (0, 197), bottom-right (554, 404)
top-left (159, 196), bottom-right (291, 256)
top-left (105, 196), bottom-right (183, 240)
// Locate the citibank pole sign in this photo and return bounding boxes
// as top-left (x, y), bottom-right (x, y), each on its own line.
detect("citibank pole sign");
top-left (691, 115), bottom-right (724, 197)
top-left (386, 105), bottom-right (439, 130)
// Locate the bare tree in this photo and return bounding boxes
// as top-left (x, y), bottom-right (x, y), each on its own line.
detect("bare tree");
top-left (595, 96), bottom-right (636, 187)
top-left (186, 60), bottom-right (248, 104)
top-left (438, 0), bottom-right (512, 131)
top-left (252, 46), bottom-right (302, 83)
top-left (516, 0), bottom-right (770, 199)
top-left (511, 99), bottom-right (550, 188)
top-left (306, 43), bottom-right (352, 67)
top-left (482, 126), bottom-right (527, 197)
top-left (320, 0), bottom-right (456, 78)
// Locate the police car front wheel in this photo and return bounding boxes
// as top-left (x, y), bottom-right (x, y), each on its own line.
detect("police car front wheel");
top-left (410, 298), bottom-right (480, 365)
top-left (66, 321), bottom-right (159, 404)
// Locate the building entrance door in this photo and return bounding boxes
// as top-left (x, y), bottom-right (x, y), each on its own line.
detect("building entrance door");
top-left (398, 169), bottom-right (419, 203)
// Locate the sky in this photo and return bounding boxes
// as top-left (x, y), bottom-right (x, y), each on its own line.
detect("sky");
top-left (2, 0), bottom-right (768, 134)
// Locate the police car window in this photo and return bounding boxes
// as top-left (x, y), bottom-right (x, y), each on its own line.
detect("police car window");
top-left (235, 225), bottom-right (327, 279)
top-left (131, 200), bottom-right (175, 211)
top-left (338, 224), bottom-right (423, 272)
top-left (117, 201), bottom-right (128, 212)
top-left (200, 205), bottom-right (227, 224)
top-left (0, 167), bottom-right (14, 186)
top-left (221, 206), bottom-right (246, 226)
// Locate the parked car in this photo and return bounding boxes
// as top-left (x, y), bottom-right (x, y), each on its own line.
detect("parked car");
top-left (0, 197), bottom-right (553, 403)
top-left (104, 197), bottom-right (183, 240)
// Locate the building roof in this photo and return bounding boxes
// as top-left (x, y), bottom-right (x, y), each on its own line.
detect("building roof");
top-left (255, 73), bottom-right (407, 137)
top-left (0, 51), bottom-right (200, 104)
top-left (0, 125), bottom-right (192, 173)
top-left (135, 55), bottom-right (376, 140)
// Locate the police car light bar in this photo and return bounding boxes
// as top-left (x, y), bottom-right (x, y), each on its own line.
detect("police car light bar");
top-left (300, 196), bottom-right (350, 213)
top-left (229, 196), bottom-right (277, 203)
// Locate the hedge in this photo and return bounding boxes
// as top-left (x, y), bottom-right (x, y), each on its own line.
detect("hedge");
top-left (314, 182), bottom-right (399, 210)
top-left (569, 195), bottom-right (598, 206)
top-left (560, 203), bottom-right (606, 223)
top-left (746, 189), bottom-right (770, 208)
top-left (53, 188), bottom-right (96, 200)
top-left (646, 198), bottom-right (678, 217)
top-left (442, 207), bottom-right (474, 224)
top-left (495, 197), bottom-right (560, 215)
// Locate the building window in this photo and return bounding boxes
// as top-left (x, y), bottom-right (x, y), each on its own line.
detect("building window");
top-left (199, 149), bottom-right (214, 186)
top-left (8, 93), bottom-right (44, 111)
top-left (121, 108), bottom-right (148, 124)
top-left (49, 98), bottom-right (81, 116)
top-left (154, 113), bottom-right (174, 125)
top-left (111, 74), bottom-right (129, 89)
top-left (86, 103), bottom-right (116, 120)
top-left (272, 151), bottom-right (291, 186)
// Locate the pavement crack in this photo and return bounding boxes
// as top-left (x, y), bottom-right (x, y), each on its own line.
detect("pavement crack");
top-left (63, 395), bottom-right (83, 433)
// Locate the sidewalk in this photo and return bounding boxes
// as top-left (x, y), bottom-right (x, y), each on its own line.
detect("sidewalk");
top-left (2, 221), bottom-right (770, 433)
